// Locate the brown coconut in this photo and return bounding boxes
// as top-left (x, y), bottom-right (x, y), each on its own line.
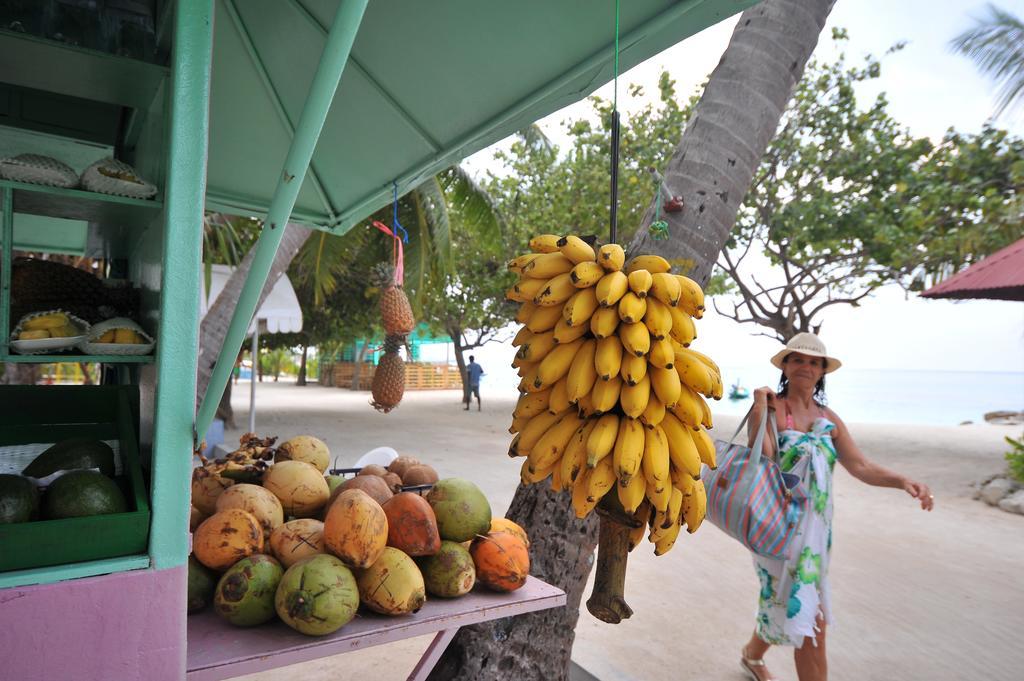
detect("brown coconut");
top-left (382, 492), bottom-right (441, 557)
top-left (332, 474), bottom-right (393, 508)
top-left (358, 464), bottom-right (389, 477)
top-left (387, 456), bottom-right (421, 480)
top-left (269, 518), bottom-right (325, 568)
top-left (381, 472), bottom-right (404, 494)
top-left (193, 508), bottom-right (264, 571)
top-left (401, 464), bottom-right (439, 487)
top-left (324, 489), bottom-right (388, 569)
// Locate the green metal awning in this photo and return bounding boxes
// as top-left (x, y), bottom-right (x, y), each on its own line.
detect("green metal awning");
top-left (204, 0), bottom-right (758, 234)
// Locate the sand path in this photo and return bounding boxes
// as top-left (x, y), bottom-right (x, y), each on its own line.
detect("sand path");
top-left (225, 383), bottom-right (1022, 681)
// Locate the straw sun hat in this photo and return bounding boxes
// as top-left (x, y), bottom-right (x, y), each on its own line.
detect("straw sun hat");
top-left (770, 332), bottom-right (842, 374)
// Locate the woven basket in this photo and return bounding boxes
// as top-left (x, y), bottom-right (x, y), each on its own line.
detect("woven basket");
top-left (0, 154), bottom-right (78, 188)
top-left (80, 158), bottom-right (157, 199)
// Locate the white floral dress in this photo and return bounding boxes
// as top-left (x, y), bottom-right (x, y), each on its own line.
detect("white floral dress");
top-left (752, 416), bottom-right (838, 647)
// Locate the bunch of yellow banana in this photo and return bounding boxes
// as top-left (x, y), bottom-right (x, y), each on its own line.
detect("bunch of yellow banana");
top-left (507, 234), bottom-right (723, 555)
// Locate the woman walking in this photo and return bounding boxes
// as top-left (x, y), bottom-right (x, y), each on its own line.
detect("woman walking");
top-left (740, 333), bottom-right (934, 681)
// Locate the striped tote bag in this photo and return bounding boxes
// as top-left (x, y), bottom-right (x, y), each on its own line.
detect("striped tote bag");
top-left (702, 407), bottom-right (805, 560)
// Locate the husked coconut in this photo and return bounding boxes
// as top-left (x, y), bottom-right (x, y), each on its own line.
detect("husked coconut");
top-left (387, 456), bottom-right (421, 480)
top-left (401, 464), bottom-right (439, 487)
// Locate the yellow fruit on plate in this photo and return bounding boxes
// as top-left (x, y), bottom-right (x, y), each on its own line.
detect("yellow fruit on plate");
top-left (22, 313), bottom-right (68, 331)
top-left (114, 328), bottom-right (136, 344)
top-left (98, 330), bottom-right (116, 343)
top-left (19, 329), bottom-right (50, 340)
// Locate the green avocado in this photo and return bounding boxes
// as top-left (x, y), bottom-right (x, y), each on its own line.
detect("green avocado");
top-left (0, 474), bottom-right (40, 523)
top-left (42, 470), bottom-right (127, 519)
top-left (22, 438), bottom-right (115, 479)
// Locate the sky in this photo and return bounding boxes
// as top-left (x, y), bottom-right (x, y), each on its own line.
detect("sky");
top-left (452, 0), bottom-right (1024, 377)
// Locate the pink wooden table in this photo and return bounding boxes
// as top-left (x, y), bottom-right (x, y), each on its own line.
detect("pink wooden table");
top-left (186, 575), bottom-right (565, 680)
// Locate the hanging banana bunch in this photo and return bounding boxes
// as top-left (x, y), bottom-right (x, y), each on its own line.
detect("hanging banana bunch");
top-left (507, 234), bottom-right (721, 556)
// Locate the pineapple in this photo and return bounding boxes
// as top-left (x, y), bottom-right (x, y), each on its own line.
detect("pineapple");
top-left (372, 262), bottom-right (415, 335)
top-left (371, 335), bottom-right (406, 413)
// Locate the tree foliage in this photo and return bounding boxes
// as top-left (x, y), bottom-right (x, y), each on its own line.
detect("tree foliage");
top-left (952, 3), bottom-right (1024, 117)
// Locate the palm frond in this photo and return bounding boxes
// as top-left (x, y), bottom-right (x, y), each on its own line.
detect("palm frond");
top-left (952, 3), bottom-right (1024, 115)
top-left (440, 166), bottom-right (507, 252)
top-left (516, 123), bottom-right (556, 153)
top-left (414, 176), bottom-right (453, 272)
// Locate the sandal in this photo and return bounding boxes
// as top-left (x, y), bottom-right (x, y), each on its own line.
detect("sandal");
top-left (740, 650), bottom-right (777, 681)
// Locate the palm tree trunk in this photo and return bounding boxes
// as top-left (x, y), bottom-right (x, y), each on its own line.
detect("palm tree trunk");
top-left (629, 0), bottom-right (837, 285)
top-left (429, 2), bottom-right (835, 679)
top-left (297, 344), bottom-right (308, 386)
top-left (447, 323), bottom-right (470, 405)
top-left (195, 223), bottom-right (311, 408)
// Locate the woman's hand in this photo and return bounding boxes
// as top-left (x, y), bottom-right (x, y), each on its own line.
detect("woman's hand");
top-left (751, 386), bottom-right (777, 412)
top-left (902, 479), bottom-right (934, 511)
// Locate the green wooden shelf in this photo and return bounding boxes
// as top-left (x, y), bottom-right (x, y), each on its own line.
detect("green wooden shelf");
top-left (1, 179), bottom-right (162, 225)
top-left (1, 354), bottom-right (154, 364)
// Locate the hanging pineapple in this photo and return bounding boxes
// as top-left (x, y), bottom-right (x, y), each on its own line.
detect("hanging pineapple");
top-left (372, 261), bottom-right (415, 336)
top-left (371, 335), bottom-right (406, 413)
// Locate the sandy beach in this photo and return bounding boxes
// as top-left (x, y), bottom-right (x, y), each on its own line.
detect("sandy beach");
top-left (224, 382), bottom-right (1023, 681)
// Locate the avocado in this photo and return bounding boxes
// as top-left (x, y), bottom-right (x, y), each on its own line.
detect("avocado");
top-left (0, 474), bottom-right (39, 523)
top-left (22, 438), bottom-right (115, 479)
top-left (42, 470), bottom-right (127, 519)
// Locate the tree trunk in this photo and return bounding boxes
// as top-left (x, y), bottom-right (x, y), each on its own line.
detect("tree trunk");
top-left (351, 343), bottom-right (369, 391)
top-left (257, 348), bottom-right (264, 382)
top-left (215, 375), bottom-right (236, 430)
top-left (629, 0), bottom-right (837, 285)
top-left (195, 223), bottom-right (311, 407)
top-left (432, 2), bottom-right (836, 679)
top-left (448, 324), bottom-right (469, 405)
top-left (297, 344), bottom-right (308, 386)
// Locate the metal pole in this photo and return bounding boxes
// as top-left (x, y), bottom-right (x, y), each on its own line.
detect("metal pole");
top-left (194, 0), bottom-right (369, 443)
top-left (249, 323), bottom-right (258, 433)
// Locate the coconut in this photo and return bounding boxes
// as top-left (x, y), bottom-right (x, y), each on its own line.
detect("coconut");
top-left (193, 508), bottom-right (264, 571)
top-left (189, 506), bottom-right (207, 533)
top-left (471, 531), bottom-right (530, 592)
top-left (332, 474), bottom-right (393, 508)
top-left (214, 554), bottom-right (283, 627)
top-left (489, 518), bottom-right (530, 547)
top-left (188, 555), bottom-right (217, 613)
top-left (356, 547), bottom-right (426, 615)
top-left (324, 489), bottom-right (388, 569)
top-left (215, 483), bottom-right (284, 541)
top-left (191, 462), bottom-right (234, 515)
top-left (425, 478), bottom-right (492, 542)
top-left (263, 460), bottom-right (330, 518)
top-left (382, 492), bottom-right (441, 556)
top-left (387, 456), bottom-right (421, 480)
top-left (275, 435), bottom-right (331, 473)
top-left (418, 540), bottom-right (476, 598)
top-left (401, 464), bottom-right (439, 487)
top-left (276, 554), bottom-right (359, 636)
top-left (358, 464), bottom-right (388, 477)
top-left (381, 472), bottom-right (403, 494)
top-left (269, 518), bottom-right (325, 568)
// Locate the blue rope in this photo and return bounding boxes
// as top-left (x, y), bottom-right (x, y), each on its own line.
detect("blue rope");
top-left (392, 181), bottom-right (409, 243)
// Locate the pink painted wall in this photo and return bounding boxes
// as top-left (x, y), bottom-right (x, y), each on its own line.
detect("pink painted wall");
top-left (0, 565), bottom-right (185, 681)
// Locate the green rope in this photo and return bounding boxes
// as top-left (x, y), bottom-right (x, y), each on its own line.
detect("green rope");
top-left (649, 179), bottom-right (669, 240)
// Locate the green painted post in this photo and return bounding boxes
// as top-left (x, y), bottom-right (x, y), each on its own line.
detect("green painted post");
top-left (148, 0), bottom-right (214, 570)
top-left (0, 188), bottom-right (11, 358)
top-left (194, 0), bottom-right (369, 443)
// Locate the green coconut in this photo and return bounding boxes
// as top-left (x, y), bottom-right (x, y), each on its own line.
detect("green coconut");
top-left (425, 478), bottom-right (491, 542)
top-left (418, 540), bottom-right (476, 598)
top-left (213, 554), bottom-right (284, 626)
top-left (275, 554), bottom-right (359, 636)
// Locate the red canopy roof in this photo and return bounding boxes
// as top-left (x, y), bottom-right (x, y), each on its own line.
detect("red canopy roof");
top-left (921, 236), bottom-right (1024, 301)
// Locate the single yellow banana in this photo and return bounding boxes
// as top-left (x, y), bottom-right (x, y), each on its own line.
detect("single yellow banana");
top-left (627, 269), bottom-right (653, 298)
top-left (594, 335), bottom-right (624, 380)
top-left (586, 455), bottom-right (617, 503)
top-left (620, 373), bottom-right (651, 419)
top-left (617, 291), bottom-right (647, 324)
top-left (682, 480), bottom-right (707, 533)
top-left (625, 254), bottom-right (671, 275)
top-left (653, 517), bottom-right (682, 555)
top-left (597, 243), bottom-right (625, 271)
top-left (512, 325), bottom-right (532, 347)
top-left (628, 514), bottom-right (649, 551)
top-left (642, 424), bottom-right (670, 489)
top-left (675, 350), bottom-right (715, 397)
top-left (527, 412), bottom-right (584, 473)
top-left (513, 388), bottom-right (552, 420)
top-left (643, 298), bottom-right (673, 340)
top-left (648, 338), bottom-right (676, 370)
top-left (553, 316), bottom-right (589, 344)
top-left (534, 272), bottom-right (576, 307)
top-left (557, 234), bottom-right (596, 264)
top-left (650, 365), bottom-right (682, 408)
top-left (639, 394), bottom-right (666, 428)
top-left (536, 338), bottom-right (585, 388)
top-left (665, 485), bottom-right (684, 529)
top-left (617, 467), bottom-right (647, 514)
top-left (675, 275), bottom-right (706, 319)
top-left (595, 270), bottom-right (629, 307)
top-left (509, 413), bottom-right (529, 435)
top-left (576, 391), bottom-right (597, 418)
top-left (691, 426), bottom-right (717, 469)
top-left (548, 375), bottom-right (572, 414)
top-left (507, 252), bottom-right (541, 273)
top-left (586, 413), bottom-right (620, 466)
top-left (506, 285), bottom-right (530, 303)
top-left (680, 346), bottom-right (721, 377)
top-left (513, 276), bottom-right (547, 299)
top-left (698, 392), bottom-right (714, 429)
top-left (507, 433), bottom-right (524, 457)
top-left (566, 339), bottom-right (598, 404)
top-left (645, 475), bottom-right (671, 513)
top-left (562, 287), bottom-right (599, 327)
top-left (650, 272), bottom-right (682, 307)
top-left (515, 300), bottom-right (537, 324)
top-left (618, 321), bottom-right (651, 357)
top-left (620, 352), bottom-right (647, 386)
top-left (673, 385), bottom-right (705, 429)
top-left (561, 420), bottom-right (597, 486)
top-left (551, 457), bottom-right (565, 492)
top-left (613, 416), bottom-right (645, 483)
top-left (670, 464), bottom-right (697, 495)
top-left (660, 413), bottom-right (702, 478)
top-left (529, 234), bottom-right (561, 253)
top-left (572, 467), bottom-right (599, 518)
top-left (519, 363), bottom-right (547, 393)
top-left (589, 306), bottom-right (620, 339)
top-left (668, 304), bottom-right (696, 346)
top-left (590, 374), bottom-right (622, 415)
top-left (521, 457), bottom-right (556, 485)
top-left (517, 330), bottom-right (555, 362)
top-left (570, 260), bottom-right (605, 288)
top-left (523, 252), bottom-right (575, 279)
top-left (526, 303), bottom-right (564, 333)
